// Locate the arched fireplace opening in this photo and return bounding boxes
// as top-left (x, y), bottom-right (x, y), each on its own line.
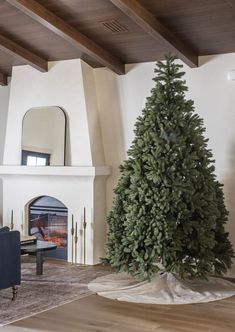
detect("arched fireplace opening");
top-left (28, 196), bottom-right (68, 260)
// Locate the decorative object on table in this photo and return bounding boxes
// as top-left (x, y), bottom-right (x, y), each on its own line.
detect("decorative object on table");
top-left (74, 221), bottom-right (78, 265)
top-left (71, 214), bottom-right (75, 264)
top-left (20, 235), bottom-right (37, 245)
top-left (10, 209), bottom-right (14, 231)
top-left (83, 207), bottom-right (87, 265)
top-left (100, 55), bottom-right (234, 303)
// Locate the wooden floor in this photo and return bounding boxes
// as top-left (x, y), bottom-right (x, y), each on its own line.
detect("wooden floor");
top-left (2, 292), bottom-right (235, 332)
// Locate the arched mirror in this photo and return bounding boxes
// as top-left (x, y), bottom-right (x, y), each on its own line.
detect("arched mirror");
top-left (21, 106), bottom-right (66, 166)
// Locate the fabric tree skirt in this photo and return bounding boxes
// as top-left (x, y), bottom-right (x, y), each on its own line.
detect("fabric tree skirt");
top-left (88, 271), bottom-right (235, 305)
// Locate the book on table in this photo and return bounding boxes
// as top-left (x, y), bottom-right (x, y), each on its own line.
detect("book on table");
top-left (20, 235), bottom-right (37, 245)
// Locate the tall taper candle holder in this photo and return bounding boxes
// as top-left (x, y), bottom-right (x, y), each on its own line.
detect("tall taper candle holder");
top-left (21, 211), bottom-right (24, 233)
top-left (10, 210), bottom-right (14, 231)
top-left (83, 207), bottom-right (87, 265)
top-left (74, 222), bottom-right (78, 265)
top-left (71, 214), bottom-right (75, 264)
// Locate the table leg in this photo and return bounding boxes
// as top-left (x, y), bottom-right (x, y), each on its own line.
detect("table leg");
top-left (36, 251), bottom-right (44, 275)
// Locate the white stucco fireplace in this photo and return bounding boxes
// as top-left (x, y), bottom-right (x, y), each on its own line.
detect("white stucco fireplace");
top-left (0, 166), bottom-right (110, 264)
top-left (0, 59), bottom-right (111, 264)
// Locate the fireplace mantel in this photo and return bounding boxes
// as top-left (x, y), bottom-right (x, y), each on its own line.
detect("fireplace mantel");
top-left (0, 166), bottom-right (111, 177)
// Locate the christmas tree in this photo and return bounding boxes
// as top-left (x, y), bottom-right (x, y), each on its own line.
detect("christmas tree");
top-left (105, 55), bottom-right (234, 281)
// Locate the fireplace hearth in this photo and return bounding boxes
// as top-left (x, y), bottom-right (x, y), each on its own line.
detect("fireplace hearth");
top-left (29, 196), bottom-right (68, 260)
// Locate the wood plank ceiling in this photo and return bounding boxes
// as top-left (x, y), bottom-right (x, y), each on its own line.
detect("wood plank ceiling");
top-left (0, 0), bottom-right (235, 85)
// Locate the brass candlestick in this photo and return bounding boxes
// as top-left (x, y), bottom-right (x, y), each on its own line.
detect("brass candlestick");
top-left (71, 214), bottom-right (75, 264)
top-left (74, 222), bottom-right (78, 265)
top-left (21, 210), bottom-right (24, 233)
top-left (10, 210), bottom-right (14, 231)
top-left (83, 207), bottom-right (87, 265)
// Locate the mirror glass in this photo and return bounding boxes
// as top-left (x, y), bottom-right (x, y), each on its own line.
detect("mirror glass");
top-left (21, 106), bottom-right (66, 166)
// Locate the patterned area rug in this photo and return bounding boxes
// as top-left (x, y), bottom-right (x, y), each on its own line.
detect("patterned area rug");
top-left (0, 258), bottom-right (111, 327)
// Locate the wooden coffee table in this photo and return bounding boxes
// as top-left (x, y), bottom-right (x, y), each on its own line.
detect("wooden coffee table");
top-left (21, 241), bottom-right (57, 275)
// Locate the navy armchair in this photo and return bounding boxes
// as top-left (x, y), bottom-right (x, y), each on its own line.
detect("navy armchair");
top-left (0, 227), bottom-right (21, 300)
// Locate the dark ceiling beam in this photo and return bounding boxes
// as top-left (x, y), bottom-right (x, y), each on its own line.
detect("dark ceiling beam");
top-left (7, 0), bottom-right (125, 75)
top-left (0, 71), bottom-right (8, 86)
top-left (110, 0), bottom-right (198, 68)
top-left (0, 33), bottom-right (47, 72)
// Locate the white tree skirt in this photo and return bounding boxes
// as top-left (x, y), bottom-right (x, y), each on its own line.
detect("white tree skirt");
top-left (88, 271), bottom-right (235, 304)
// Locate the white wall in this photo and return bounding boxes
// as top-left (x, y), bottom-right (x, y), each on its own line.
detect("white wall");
top-left (0, 83), bottom-right (10, 164)
top-left (185, 55), bottom-right (235, 274)
top-left (94, 68), bottom-right (126, 210)
top-left (81, 62), bottom-right (105, 166)
top-left (94, 64), bottom-right (158, 211)
top-left (0, 82), bottom-right (10, 225)
top-left (94, 54), bottom-right (235, 273)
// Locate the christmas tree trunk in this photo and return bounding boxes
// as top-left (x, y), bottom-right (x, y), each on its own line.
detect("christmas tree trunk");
top-left (105, 55), bottom-right (234, 281)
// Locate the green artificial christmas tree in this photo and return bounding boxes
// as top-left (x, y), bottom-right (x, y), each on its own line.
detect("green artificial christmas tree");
top-left (105, 55), bottom-right (234, 281)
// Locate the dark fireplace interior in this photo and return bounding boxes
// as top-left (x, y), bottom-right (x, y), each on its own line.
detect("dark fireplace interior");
top-left (29, 196), bottom-right (68, 260)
